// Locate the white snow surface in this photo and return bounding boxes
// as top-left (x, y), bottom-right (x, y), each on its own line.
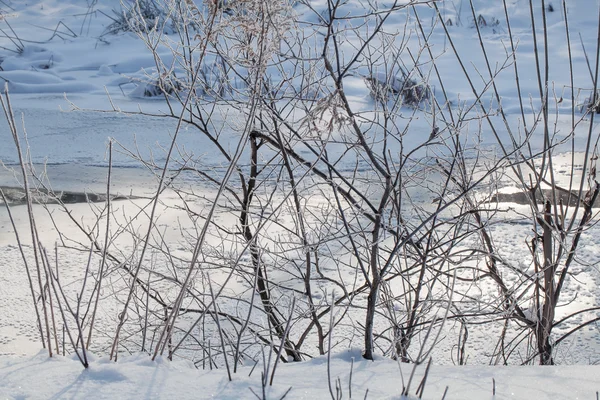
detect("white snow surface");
top-left (0, 349), bottom-right (598, 400)
top-left (1, 0), bottom-right (600, 398)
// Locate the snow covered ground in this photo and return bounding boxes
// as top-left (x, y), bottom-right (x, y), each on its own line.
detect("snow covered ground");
top-left (1, 0), bottom-right (600, 398)
top-left (1, 349), bottom-right (599, 400)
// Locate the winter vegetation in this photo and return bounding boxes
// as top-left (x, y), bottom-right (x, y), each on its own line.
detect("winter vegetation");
top-left (1, 0), bottom-right (600, 398)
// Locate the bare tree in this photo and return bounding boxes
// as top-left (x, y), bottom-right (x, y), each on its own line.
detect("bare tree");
top-left (5, 0), bottom-right (600, 369)
top-left (429, 0), bottom-right (600, 365)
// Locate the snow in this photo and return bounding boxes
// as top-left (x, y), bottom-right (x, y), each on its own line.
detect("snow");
top-left (1, 350), bottom-right (598, 400)
top-left (0, 0), bottom-right (600, 398)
